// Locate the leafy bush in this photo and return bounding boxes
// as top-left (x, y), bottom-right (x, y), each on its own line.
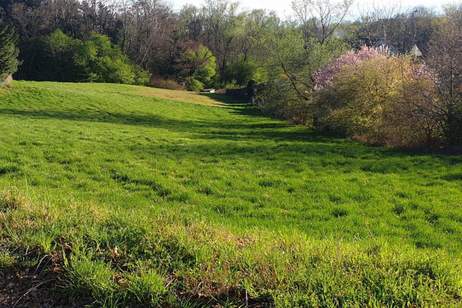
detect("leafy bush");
top-left (17, 30), bottom-right (149, 85)
top-left (134, 67), bottom-right (151, 86)
top-left (185, 77), bottom-right (204, 92)
top-left (178, 44), bottom-right (216, 91)
top-left (224, 61), bottom-right (258, 86)
top-left (0, 22), bottom-right (19, 82)
top-left (17, 30), bottom-right (81, 82)
top-left (314, 53), bottom-right (443, 147)
top-left (75, 33), bottom-right (136, 84)
top-left (257, 79), bottom-right (312, 124)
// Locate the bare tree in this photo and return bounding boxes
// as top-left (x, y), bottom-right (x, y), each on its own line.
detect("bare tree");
top-left (291, 0), bottom-right (353, 47)
top-left (427, 5), bottom-right (462, 145)
top-left (354, 2), bottom-right (435, 53)
top-left (355, 1), bottom-right (401, 47)
top-left (270, 0), bottom-right (352, 103)
top-left (200, 0), bottom-right (240, 75)
top-left (118, 0), bottom-right (175, 72)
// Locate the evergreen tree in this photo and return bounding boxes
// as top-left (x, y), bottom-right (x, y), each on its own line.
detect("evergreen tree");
top-left (0, 22), bottom-right (19, 81)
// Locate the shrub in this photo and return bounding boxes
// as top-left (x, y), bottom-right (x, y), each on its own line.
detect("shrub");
top-left (257, 38), bottom-right (348, 125)
top-left (134, 66), bottom-right (151, 86)
top-left (18, 30), bottom-right (81, 82)
top-left (177, 44), bottom-right (216, 91)
top-left (75, 33), bottom-right (136, 84)
top-left (314, 54), bottom-right (443, 147)
top-left (185, 77), bottom-right (204, 92)
top-left (18, 30), bottom-right (149, 85)
top-left (224, 61), bottom-right (258, 86)
top-left (256, 79), bottom-right (312, 124)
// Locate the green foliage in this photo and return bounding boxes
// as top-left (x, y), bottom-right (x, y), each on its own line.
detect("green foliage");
top-left (224, 61), bottom-right (259, 86)
top-left (0, 22), bottom-right (19, 81)
top-left (18, 30), bottom-right (150, 85)
top-left (257, 79), bottom-right (313, 124)
top-left (75, 33), bottom-right (136, 84)
top-left (43, 29), bottom-right (81, 81)
top-left (185, 77), bottom-right (204, 92)
top-left (180, 44), bottom-right (217, 91)
top-left (134, 66), bottom-right (151, 86)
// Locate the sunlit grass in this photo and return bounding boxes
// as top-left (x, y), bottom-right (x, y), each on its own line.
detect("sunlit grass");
top-left (0, 81), bottom-right (461, 306)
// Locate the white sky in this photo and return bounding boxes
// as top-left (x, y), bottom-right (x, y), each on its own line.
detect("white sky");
top-left (169, 0), bottom-right (460, 18)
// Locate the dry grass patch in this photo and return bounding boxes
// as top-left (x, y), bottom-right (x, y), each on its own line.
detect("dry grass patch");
top-left (135, 86), bottom-right (223, 107)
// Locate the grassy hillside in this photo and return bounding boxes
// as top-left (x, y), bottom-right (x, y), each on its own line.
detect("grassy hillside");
top-left (0, 81), bottom-right (461, 306)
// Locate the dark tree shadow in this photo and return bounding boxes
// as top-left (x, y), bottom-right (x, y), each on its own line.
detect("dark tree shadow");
top-left (0, 107), bottom-right (327, 143)
top-left (200, 93), bottom-right (263, 117)
top-left (2, 102), bottom-right (462, 164)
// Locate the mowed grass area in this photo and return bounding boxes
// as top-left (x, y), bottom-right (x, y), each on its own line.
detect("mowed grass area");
top-left (0, 81), bottom-right (461, 306)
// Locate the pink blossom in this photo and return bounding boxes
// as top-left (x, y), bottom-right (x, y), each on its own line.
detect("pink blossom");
top-left (411, 63), bottom-right (436, 81)
top-left (313, 46), bottom-right (389, 90)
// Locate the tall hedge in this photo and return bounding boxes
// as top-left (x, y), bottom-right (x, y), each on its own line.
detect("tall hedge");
top-left (0, 22), bottom-right (19, 81)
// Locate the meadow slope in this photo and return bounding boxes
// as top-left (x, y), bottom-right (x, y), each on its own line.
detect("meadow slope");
top-left (0, 81), bottom-right (461, 306)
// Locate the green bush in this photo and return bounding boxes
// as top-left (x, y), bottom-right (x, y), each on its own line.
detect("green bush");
top-left (185, 77), bottom-right (204, 92)
top-left (75, 33), bottom-right (135, 84)
top-left (134, 66), bottom-right (151, 86)
top-left (224, 61), bottom-right (258, 86)
top-left (18, 30), bottom-right (150, 85)
top-left (179, 44), bottom-right (216, 91)
top-left (257, 37), bottom-right (348, 125)
top-left (256, 79), bottom-right (313, 124)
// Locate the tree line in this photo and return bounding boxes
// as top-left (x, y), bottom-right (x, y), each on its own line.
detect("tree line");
top-left (0, 0), bottom-right (461, 148)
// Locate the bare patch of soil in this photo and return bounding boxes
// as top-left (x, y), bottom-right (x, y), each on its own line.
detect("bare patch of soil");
top-left (0, 267), bottom-right (89, 308)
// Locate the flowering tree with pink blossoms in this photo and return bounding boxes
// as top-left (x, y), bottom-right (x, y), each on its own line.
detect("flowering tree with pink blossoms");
top-left (312, 46), bottom-right (389, 90)
top-left (312, 47), bottom-right (444, 147)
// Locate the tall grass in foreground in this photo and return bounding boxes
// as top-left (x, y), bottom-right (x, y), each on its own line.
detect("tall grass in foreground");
top-left (1, 81), bottom-right (462, 306)
top-left (1, 190), bottom-right (461, 306)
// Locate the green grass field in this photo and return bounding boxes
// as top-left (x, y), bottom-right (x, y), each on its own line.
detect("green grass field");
top-left (0, 81), bottom-right (461, 306)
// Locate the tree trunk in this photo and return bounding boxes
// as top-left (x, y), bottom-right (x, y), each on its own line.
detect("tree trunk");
top-left (0, 74), bottom-right (13, 86)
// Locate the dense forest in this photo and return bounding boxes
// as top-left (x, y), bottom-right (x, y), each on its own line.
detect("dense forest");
top-left (0, 0), bottom-right (461, 148)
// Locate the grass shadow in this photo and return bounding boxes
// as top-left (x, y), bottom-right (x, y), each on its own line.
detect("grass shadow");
top-left (200, 93), bottom-right (263, 117)
top-left (0, 107), bottom-right (329, 143)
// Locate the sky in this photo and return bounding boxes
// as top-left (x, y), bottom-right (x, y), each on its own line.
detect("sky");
top-left (169, 0), bottom-right (458, 18)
